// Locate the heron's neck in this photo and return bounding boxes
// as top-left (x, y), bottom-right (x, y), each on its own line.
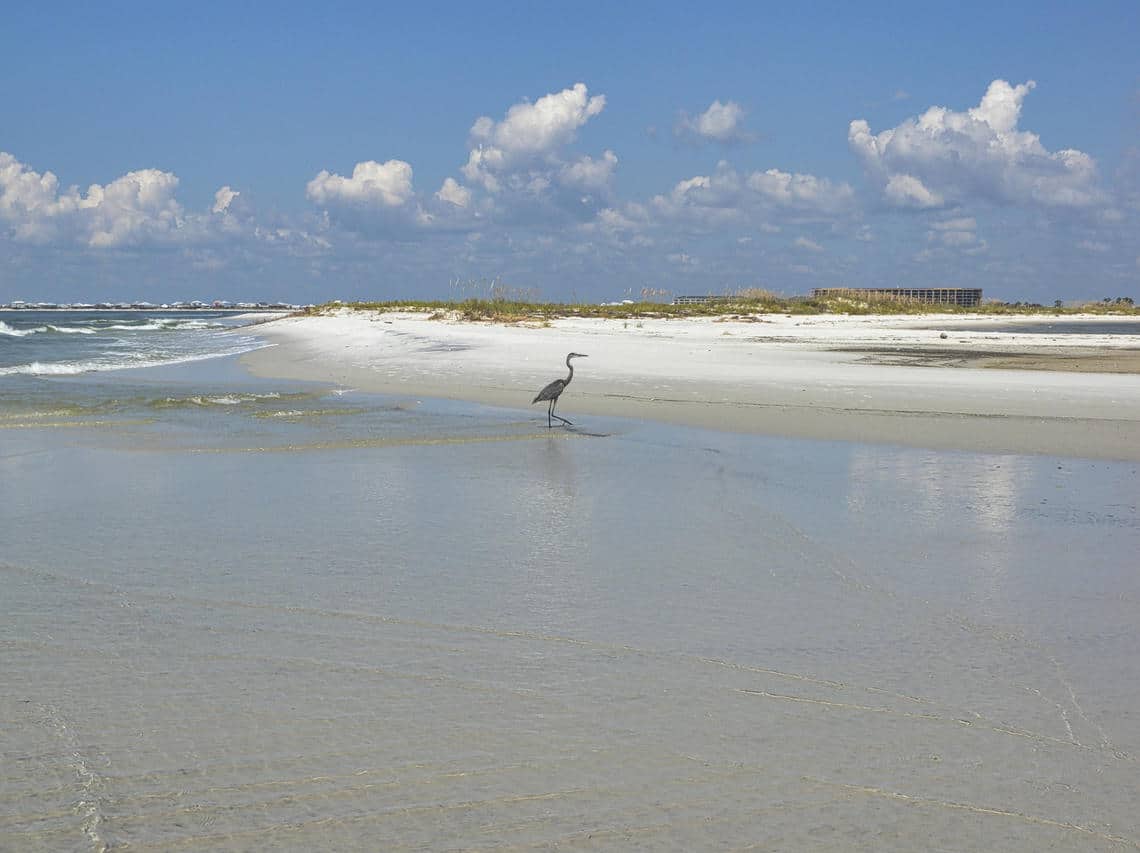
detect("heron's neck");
top-left (564, 363), bottom-right (574, 385)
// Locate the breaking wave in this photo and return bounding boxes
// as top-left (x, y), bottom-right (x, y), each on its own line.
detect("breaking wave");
top-left (2, 311), bottom-right (269, 376)
top-left (0, 321), bottom-right (42, 337)
top-left (0, 343), bottom-right (269, 376)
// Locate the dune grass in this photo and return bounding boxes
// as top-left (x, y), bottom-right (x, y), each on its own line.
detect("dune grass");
top-left (311, 290), bottom-right (1139, 322)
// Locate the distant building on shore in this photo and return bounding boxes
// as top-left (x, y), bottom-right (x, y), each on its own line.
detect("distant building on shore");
top-left (810, 287), bottom-right (983, 307)
top-left (673, 295), bottom-right (733, 305)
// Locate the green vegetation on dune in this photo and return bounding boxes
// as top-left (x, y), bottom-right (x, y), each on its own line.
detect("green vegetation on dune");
top-left (310, 292), bottom-right (1139, 321)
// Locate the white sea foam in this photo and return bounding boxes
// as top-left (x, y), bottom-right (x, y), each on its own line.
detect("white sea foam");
top-left (157, 391), bottom-right (284, 407)
top-left (204, 392), bottom-right (282, 405)
top-left (0, 321), bottom-right (46, 337)
top-left (103, 319), bottom-right (227, 332)
top-left (174, 319), bottom-right (225, 329)
top-left (46, 325), bottom-right (98, 335)
top-left (105, 322), bottom-right (167, 331)
top-left (0, 341), bottom-right (269, 376)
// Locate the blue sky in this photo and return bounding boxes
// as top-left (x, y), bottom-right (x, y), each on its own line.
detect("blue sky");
top-left (2, 1), bottom-right (1138, 304)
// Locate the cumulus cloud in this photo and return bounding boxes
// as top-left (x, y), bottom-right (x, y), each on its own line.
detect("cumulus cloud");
top-left (0, 151), bottom-right (219, 247)
top-left (462, 83), bottom-right (606, 193)
top-left (473, 82), bottom-right (604, 155)
top-left (849, 79), bottom-right (1106, 210)
top-left (676, 99), bottom-right (753, 144)
top-left (929, 217), bottom-right (977, 240)
top-left (212, 186), bottom-right (239, 214)
top-left (634, 161), bottom-right (854, 237)
top-left (84, 169), bottom-right (186, 247)
top-left (745, 168), bottom-right (855, 213)
top-left (922, 216), bottom-right (987, 256)
top-left (793, 236), bottom-right (824, 252)
top-left (560, 150), bottom-right (618, 191)
top-left (306, 159), bottom-right (415, 208)
top-left (0, 151), bottom-right (328, 259)
top-left (435, 177), bottom-right (471, 208)
top-left (884, 174), bottom-right (944, 209)
top-left (304, 84), bottom-right (615, 235)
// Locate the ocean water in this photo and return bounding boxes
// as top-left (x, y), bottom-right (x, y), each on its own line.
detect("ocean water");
top-left (2, 342), bottom-right (1139, 851)
top-left (0, 310), bottom-right (268, 377)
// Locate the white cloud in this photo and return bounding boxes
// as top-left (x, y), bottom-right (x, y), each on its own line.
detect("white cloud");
top-left (638, 161), bottom-right (854, 238)
top-left (849, 79), bottom-right (1105, 209)
top-left (306, 159), bottom-right (415, 208)
top-left (84, 169), bottom-right (185, 247)
top-left (436, 177), bottom-right (471, 208)
top-left (470, 82), bottom-right (604, 156)
top-left (589, 205), bottom-right (647, 235)
top-left (745, 168), bottom-right (855, 213)
top-left (212, 186), bottom-right (239, 214)
top-left (560, 150), bottom-right (618, 191)
top-left (0, 151), bottom-right (194, 247)
top-left (793, 236), bottom-right (824, 252)
top-left (676, 99), bottom-right (752, 144)
top-left (926, 216), bottom-right (979, 248)
top-left (462, 83), bottom-right (606, 193)
top-left (0, 151), bottom-right (330, 257)
top-left (424, 83), bottom-right (622, 230)
top-left (305, 84), bottom-right (616, 234)
top-left (884, 174), bottom-right (943, 209)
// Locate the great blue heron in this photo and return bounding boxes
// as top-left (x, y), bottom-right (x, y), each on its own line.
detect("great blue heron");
top-left (532, 353), bottom-right (588, 427)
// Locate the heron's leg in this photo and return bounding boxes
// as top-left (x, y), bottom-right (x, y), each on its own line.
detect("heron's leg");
top-left (547, 398), bottom-right (554, 428)
top-left (550, 397), bottom-right (572, 426)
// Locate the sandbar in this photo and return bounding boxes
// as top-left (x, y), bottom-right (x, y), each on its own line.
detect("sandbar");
top-left (242, 310), bottom-right (1140, 460)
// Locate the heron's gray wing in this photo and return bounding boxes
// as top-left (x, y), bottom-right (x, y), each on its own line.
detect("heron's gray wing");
top-left (533, 379), bottom-right (565, 403)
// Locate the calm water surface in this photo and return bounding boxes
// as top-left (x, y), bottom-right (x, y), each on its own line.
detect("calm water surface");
top-left (2, 356), bottom-right (1138, 851)
top-left (923, 320), bottom-right (1140, 336)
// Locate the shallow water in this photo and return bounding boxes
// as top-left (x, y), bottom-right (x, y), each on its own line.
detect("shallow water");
top-left (922, 320), bottom-right (1140, 336)
top-left (2, 358), bottom-right (1138, 851)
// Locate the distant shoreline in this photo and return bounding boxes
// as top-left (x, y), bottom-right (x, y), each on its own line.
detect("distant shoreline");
top-left (0, 306), bottom-right (299, 312)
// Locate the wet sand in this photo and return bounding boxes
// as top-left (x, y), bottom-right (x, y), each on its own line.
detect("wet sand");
top-left (243, 310), bottom-right (1140, 461)
top-left (847, 345), bottom-right (1140, 373)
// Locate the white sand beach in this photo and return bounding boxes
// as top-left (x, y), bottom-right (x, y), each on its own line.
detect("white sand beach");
top-left (244, 310), bottom-right (1140, 460)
